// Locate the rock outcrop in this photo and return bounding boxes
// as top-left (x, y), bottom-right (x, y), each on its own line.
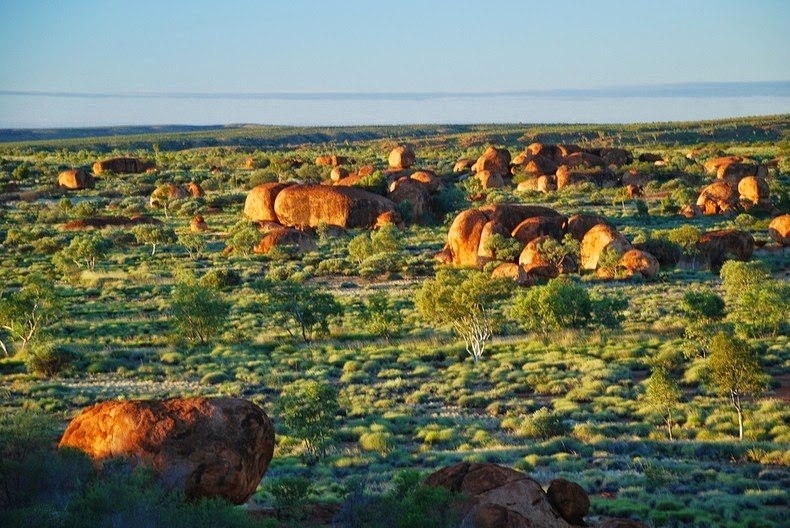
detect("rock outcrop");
top-left (617, 248), bottom-right (660, 279)
top-left (92, 157), bottom-right (152, 175)
top-left (696, 229), bottom-right (754, 269)
top-left (58, 169), bottom-right (95, 190)
top-left (768, 214), bottom-right (790, 246)
top-left (244, 182), bottom-right (293, 222)
top-left (388, 145), bottom-right (415, 169)
top-left (696, 181), bottom-right (738, 215)
top-left (425, 462), bottom-right (577, 528)
top-left (273, 184), bottom-right (398, 229)
top-left (473, 146), bottom-right (511, 177)
top-left (59, 397), bottom-right (275, 504)
top-left (254, 227), bottom-right (317, 255)
top-left (581, 224), bottom-right (631, 270)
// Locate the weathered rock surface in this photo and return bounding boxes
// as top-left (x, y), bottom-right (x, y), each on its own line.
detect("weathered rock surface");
top-left (149, 184), bottom-right (190, 207)
top-left (473, 146), bottom-right (511, 176)
top-left (273, 184), bottom-right (398, 229)
top-left (617, 248), bottom-right (660, 279)
top-left (244, 182), bottom-right (293, 222)
top-left (388, 145), bottom-right (415, 169)
top-left (254, 227), bottom-right (317, 255)
top-left (425, 463), bottom-right (576, 528)
top-left (388, 177), bottom-right (431, 222)
top-left (696, 229), bottom-right (754, 269)
top-left (190, 214), bottom-right (208, 232)
top-left (737, 176), bottom-right (770, 208)
top-left (92, 157), bottom-right (152, 175)
top-left (59, 397), bottom-right (275, 504)
top-left (511, 215), bottom-right (566, 245)
top-left (696, 181), bottom-right (738, 215)
top-left (768, 214), bottom-right (790, 246)
top-left (547, 478), bottom-right (590, 525)
top-left (581, 223), bottom-right (631, 270)
top-left (58, 168), bottom-right (95, 190)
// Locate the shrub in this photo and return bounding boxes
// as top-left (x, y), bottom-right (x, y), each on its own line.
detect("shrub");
top-left (24, 341), bottom-right (78, 377)
top-left (518, 407), bottom-right (570, 439)
top-left (264, 476), bottom-right (312, 521)
top-left (169, 278), bottom-right (231, 344)
top-left (278, 380), bottom-right (340, 462)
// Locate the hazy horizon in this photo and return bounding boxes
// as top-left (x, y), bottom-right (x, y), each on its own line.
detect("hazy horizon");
top-left (2, 1), bottom-right (789, 128)
top-left (1, 80), bottom-right (789, 129)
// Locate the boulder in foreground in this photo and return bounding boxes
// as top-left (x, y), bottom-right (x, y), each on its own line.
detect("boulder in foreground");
top-left (59, 397), bottom-right (275, 504)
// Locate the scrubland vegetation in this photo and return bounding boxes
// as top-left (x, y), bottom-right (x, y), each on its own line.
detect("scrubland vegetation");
top-left (0, 116), bottom-right (789, 527)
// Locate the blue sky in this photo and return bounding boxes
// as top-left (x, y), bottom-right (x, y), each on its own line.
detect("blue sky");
top-left (1, 0), bottom-right (789, 126)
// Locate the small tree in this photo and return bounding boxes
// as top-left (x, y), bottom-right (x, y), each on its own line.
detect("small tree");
top-left (228, 221), bottom-right (259, 256)
top-left (680, 288), bottom-right (726, 358)
top-left (358, 292), bottom-right (403, 342)
top-left (177, 231), bottom-right (206, 260)
top-left (132, 224), bottom-right (176, 256)
top-left (708, 331), bottom-right (767, 441)
top-left (0, 276), bottom-right (62, 355)
top-left (256, 279), bottom-right (343, 342)
top-left (169, 278), bottom-right (231, 344)
top-left (415, 269), bottom-right (509, 363)
top-left (278, 380), bottom-right (339, 463)
top-left (53, 232), bottom-right (112, 272)
top-left (719, 260), bottom-right (770, 299)
top-left (645, 367), bottom-right (682, 440)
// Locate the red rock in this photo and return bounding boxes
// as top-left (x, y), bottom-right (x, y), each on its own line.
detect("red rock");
top-left (388, 145), bottom-right (415, 169)
top-left (696, 229), bottom-right (754, 269)
top-left (618, 249), bottom-right (660, 279)
top-left (768, 214), bottom-right (790, 246)
top-left (254, 227), bottom-right (317, 255)
top-left (547, 478), bottom-right (590, 525)
top-left (473, 146), bottom-right (511, 177)
top-left (273, 184), bottom-right (398, 229)
top-left (581, 224), bottom-right (631, 270)
top-left (58, 169), bottom-right (95, 190)
top-left (244, 182), bottom-right (293, 222)
top-left (59, 397), bottom-right (275, 504)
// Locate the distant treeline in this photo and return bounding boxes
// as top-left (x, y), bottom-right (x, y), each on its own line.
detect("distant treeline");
top-left (1, 115), bottom-right (788, 153)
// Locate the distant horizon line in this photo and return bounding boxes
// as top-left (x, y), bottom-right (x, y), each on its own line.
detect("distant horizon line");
top-left (2, 80), bottom-right (789, 101)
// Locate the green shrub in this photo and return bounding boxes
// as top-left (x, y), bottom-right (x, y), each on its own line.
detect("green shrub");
top-left (24, 341), bottom-right (78, 377)
top-left (264, 476), bottom-right (312, 521)
top-left (518, 407), bottom-right (570, 439)
top-left (278, 380), bottom-right (340, 462)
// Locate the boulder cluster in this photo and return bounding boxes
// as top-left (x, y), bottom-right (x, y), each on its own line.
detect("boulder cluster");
top-left (437, 203), bottom-right (659, 281)
top-left (455, 143), bottom-right (642, 194)
top-left (425, 462), bottom-right (647, 528)
top-left (685, 156), bottom-right (775, 217)
top-left (243, 144), bottom-right (447, 255)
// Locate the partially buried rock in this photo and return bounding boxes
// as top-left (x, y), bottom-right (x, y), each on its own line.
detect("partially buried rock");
top-left (768, 214), bottom-right (790, 246)
top-left (58, 397), bottom-right (275, 504)
top-left (425, 462), bottom-right (578, 528)
top-left (547, 478), bottom-right (590, 525)
top-left (58, 168), bottom-right (95, 190)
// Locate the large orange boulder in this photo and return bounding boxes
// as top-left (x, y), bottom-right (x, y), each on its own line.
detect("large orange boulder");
top-left (473, 146), bottom-right (511, 176)
top-left (92, 157), bottom-right (152, 175)
top-left (244, 182), bottom-right (293, 222)
top-left (617, 249), bottom-right (659, 279)
top-left (560, 151), bottom-right (605, 170)
top-left (768, 214), bottom-right (790, 246)
top-left (315, 154), bottom-right (350, 167)
top-left (387, 177), bottom-right (431, 222)
top-left (476, 169), bottom-right (505, 190)
top-left (556, 165), bottom-right (612, 189)
top-left (491, 262), bottom-right (533, 286)
top-left (59, 397), bottom-right (275, 505)
top-left (57, 168), bottom-right (95, 190)
top-left (190, 214), bottom-right (208, 232)
top-left (479, 203), bottom-right (562, 233)
top-left (581, 224), bottom-right (631, 270)
top-left (703, 155), bottom-right (743, 175)
top-left (477, 220), bottom-right (512, 262)
top-left (511, 215), bottom-right (566, 245)
top-left (566, 214), bottom-right (611, 241)
top-left (453, 158), bottom-right (475, 173)
top-left (273, 184), bottom-right (398, 229)
top-left (696, 229), bottom-right (754, 269)
top-left (717, 161), bottom-right (764, 186)
top-left (186, 181), bottom-right (204, 197)
top-left (149, 184), bottom-right (189, 208)
top-left (600, 148), bottom-right (633, 167)
top-left (525, 142), bottom-right (561, 160)
top-left (388, 145), bottom-right (415, 169)
top-left (547, 478), bottom-right (590, 526)
top-left (425, 463), bottom-right (577, 528)
top-left (409, 170), bottom-right (443, 193)
top-left (696, 181), bottom-right (738, 215)
top-left (254, 227), bottom-right (317, 255)
top-left (446, 208), bottom-right (490, 267)
top-left (518, 236), bottom-right (559, 279)
top-left (737, 176), bottom-right (770, 208)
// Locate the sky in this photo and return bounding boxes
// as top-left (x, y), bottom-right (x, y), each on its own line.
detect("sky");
top-left (0, 0), bottom-right (789, 127)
